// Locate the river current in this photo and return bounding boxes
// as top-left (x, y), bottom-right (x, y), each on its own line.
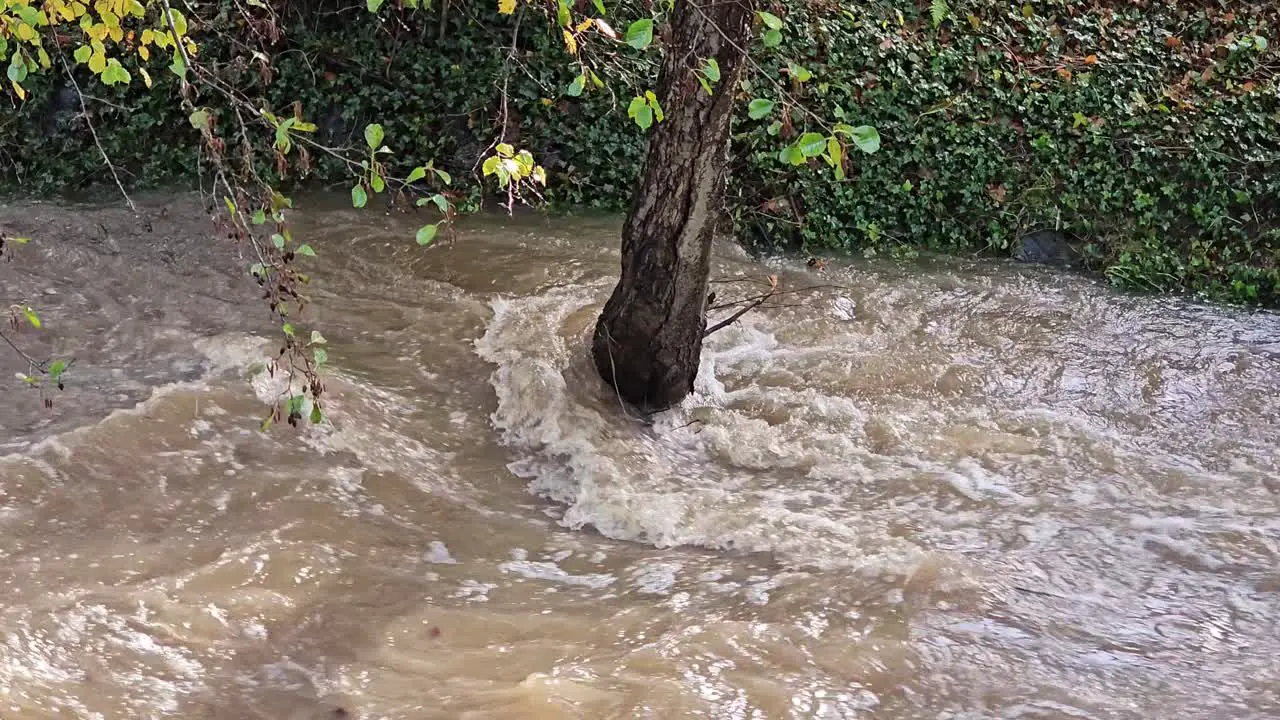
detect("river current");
top-left (1, 195), bottom-right (1277, 719)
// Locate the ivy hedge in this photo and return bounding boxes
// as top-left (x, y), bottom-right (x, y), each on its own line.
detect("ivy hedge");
top-left (3, 0), bottom-right (1277, 306)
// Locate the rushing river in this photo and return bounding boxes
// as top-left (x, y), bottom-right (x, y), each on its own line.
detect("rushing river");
top-left (1, 194), bottom-right (1278, 719)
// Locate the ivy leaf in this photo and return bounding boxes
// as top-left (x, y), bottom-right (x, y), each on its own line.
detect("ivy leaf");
top-left (788, 62), bottom-right (812, 83)
top-left (757, 11), bottom-right (783, 30)
top-left (364, 123), bottom-right (384, 151)
top-left (762, 29), bottom-right (782, 48)
top-left (625, 19), bottom-right (653, 50)
top-left (747, 98), bottom-right (774, 119)
top-left (766, 120), bottom-right (782, 135)
top-left (850, 125), bottom-right (881, 154)
top-left (416, 224), bottom-right (439, 246)
top-left (567, 74), bottom-right (586, 97)
top-left (798, 132), bottom-right (827, 157)
top-left (351, 184), bottom-right (368, 208)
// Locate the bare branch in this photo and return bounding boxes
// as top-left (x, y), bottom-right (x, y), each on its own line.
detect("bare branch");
top-left (704, 273), bottom-right (779, 337)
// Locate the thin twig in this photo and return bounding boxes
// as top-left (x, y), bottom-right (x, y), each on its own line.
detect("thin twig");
top-left (704, 273), bottom-right (779, 337)
top-left (0, 328), bottom-right (46, 371)
top-left (55, 53), bottom-right (136, 213)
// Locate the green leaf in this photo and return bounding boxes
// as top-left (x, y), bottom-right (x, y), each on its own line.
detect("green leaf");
top-left (430, 194), bottom-right (449, 213)
top-left (223, 196), bottom-right (237, 215)
top-left (8, 58), bottom-right (29, 84)
top-left (313, 347), bottom-right (328, 366)
top-left (850, 125), bottom-right (881, 154)
top-left (433, 168), bottom-right (452, 185)
top-left (762, 29), bottom-right (782, 48)
top-left (567, 74), bottom-right (586, 97)
top-left (251, 209), bottom-right (267, 225)
top-left (367, 0), bottom-right (384, 12)
top-left (73, 45), bottom-right (92, 64)
top-left (826, 137), bottom-right (842, 168)
top-left (169, 52), bottom-right (186, 79)
top-left (286, 394), bottom-right (305, 416)
top-left (416, 224), bottom-right (439, 246)
top-left (10, 237), bottom-right (29, 244)
top-left (282, 323), bottom-right (296, 337)
top-left (310, 330), bottom-right (327, 345)
top-left (628, 96), bottom-right (654, 129)
top-left (406, 166), bottom-right (427, 184)
top-left (310, 403), bottom-right (324, 424)
top-left (702, 58), bottom-right (720, 82)
top-left (351, 185), bottom-right (368, 208)
top-left (271, 233), bottom-right (286, 250)
top-left (757, 11), bottom-right (783, 30)
top-left (556, 0), bottom-right (571, 26)
top-left (296, 244), bottom-right (316, 257)
top-left (625, 19), bottom-right (653, 50)
top-left (1253, 35), bottom-right (1268, 51)
top-left (364, 123), bottom-right (384, 151)
top-left (779, 145), bottom-right (806, 166)
top-left (482, 156), bottom-right (501, 176)
top-left (798, 132), bottom-right (826, 157)
top-left (48, 359), bottom-right (66, 380)
top-left (371, 174), bottom-right (386, 193)
top-left (930, 0), bottom-right (948, 28)
top-left (748, 99), bottom-right (774, 120)
top-left (591, 0), bottom-right (606, 14)
top-left (767, 120), bottom-right (782, 135)
top-left (788, 63), bottom-right (812, 83)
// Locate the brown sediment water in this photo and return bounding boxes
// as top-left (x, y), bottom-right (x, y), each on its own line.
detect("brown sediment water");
top-left (1, 194), bottom-right (1277, 719)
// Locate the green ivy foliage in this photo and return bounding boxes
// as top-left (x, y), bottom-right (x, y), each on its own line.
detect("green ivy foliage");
top-left (3, 0), bottom-right (1276, 306)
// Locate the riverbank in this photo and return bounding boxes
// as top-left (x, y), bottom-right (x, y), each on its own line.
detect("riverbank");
top-left (2, 0), bottom-right (1276, 306)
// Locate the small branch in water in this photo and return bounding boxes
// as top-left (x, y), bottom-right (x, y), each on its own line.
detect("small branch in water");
top-left (0, 328), bottom-right (46, 372)
top-left (704, 274), bottom-right (778, 338)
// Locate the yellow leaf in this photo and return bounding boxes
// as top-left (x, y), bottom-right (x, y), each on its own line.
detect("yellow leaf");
top-left (563, 29), bottom-right (577, 54)
top-left (498, 0), bottom-right (515, 14)
top-left (138, 44), bottom-right (149, 60)
top-left (139, 67), bottom-right (151, 87)
top-left (89, 50), bottom-right (106, 73)
top-left (575, 18), bottom-right (593, 33)
top-left (37, 47), bottom-right (50, 68)
top-left (12, 80), bottom-right (26, 100)
top-left (16, 23), bottom-right (36, 41)
top-left (108, 24), bottom-right (123, 42)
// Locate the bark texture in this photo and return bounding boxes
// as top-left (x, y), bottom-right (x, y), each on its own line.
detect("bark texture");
top-left (592, 0), bottom-right (754, 412)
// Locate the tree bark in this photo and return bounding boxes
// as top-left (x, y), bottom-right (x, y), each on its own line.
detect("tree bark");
top-left (591, 0), bottom-right (754, 412)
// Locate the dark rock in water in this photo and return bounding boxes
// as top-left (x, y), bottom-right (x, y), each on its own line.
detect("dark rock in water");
top-left (1013, 230), bottom-right (1079, 267)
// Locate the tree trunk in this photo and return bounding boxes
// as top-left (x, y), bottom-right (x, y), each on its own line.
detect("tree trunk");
top-left (591, 0), bottom-right (755, 412)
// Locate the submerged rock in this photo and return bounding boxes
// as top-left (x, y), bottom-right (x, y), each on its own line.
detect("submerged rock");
top-left (1013, 229), bottom-right (1079, 267)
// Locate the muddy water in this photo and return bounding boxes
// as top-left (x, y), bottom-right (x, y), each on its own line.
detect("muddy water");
top-left (1, 195), bottom-right (1278, 719)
